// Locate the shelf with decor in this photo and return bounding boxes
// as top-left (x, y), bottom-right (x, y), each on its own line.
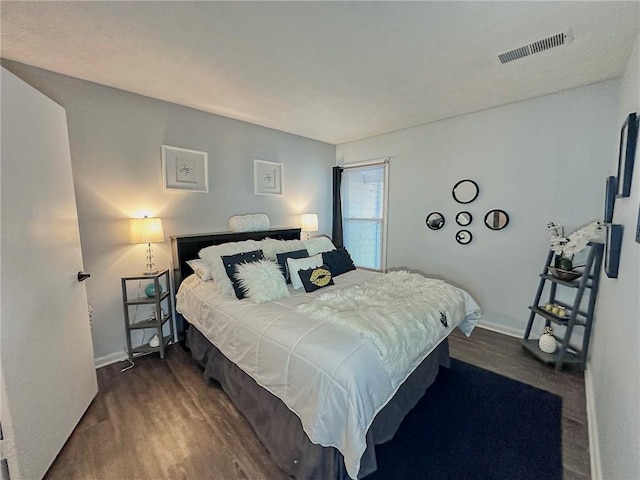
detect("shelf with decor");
top-left (121, 269), bottom-right (174, 361)
top-left (521, 241), bottom-right (604, 370)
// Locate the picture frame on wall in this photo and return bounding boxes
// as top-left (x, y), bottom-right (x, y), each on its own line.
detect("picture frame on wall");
top-left (636, 202), bottom-right (640, 244)
top-left (616, 112), bottom-right (638, 198)
top-left (161, 145), bottom-right (209, 192)
top-left (253, 159), bottom-right (283, 195)
top-left (604, 176), bottom-right (617, 223)
top-left (605, 223), bottom-right (623, 278)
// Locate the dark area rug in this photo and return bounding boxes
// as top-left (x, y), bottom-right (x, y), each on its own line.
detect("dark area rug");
top-left (368, 359), bottom-right (563, 480)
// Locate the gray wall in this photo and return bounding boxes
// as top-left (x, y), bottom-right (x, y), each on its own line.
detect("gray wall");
top-left (337, 80), bottom-right (619, 335)
top-left (589, 33), bottom-right (639, 480)
top-left (337, 56), bottom-right (640, 478)
top-left (2, 60), bottom-right (335, 364)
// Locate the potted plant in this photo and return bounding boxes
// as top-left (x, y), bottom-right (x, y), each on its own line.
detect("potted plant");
top-left (546, 220), bottom-right (604, 272)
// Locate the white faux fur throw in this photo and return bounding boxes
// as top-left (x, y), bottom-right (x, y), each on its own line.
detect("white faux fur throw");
top-left (228, 213), bottom-right (270, 232)
top-left (298, 271), bottom-right (466, 380)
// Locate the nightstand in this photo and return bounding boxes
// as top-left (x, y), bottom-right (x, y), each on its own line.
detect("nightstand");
top-left (121, 269), bottom-right (174, 361)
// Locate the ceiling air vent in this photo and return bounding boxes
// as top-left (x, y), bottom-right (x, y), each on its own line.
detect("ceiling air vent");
top-left (498, 29), bottom-right (573, 64)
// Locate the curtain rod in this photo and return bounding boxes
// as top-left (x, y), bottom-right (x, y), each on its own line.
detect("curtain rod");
top-left (338, 157), bottom-right (390, 169)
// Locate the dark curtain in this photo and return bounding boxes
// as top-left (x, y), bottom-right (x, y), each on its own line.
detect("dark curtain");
top-left (332, 166), bottom-right (344, 248)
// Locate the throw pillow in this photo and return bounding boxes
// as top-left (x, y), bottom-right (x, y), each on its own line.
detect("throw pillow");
top-left (302, 236), bottom-right (336, 256)
top-left (186, 259), bottom-right (214, 281)
top-left (298, 264), bottom-right (335, 292)
top-left (259, 238), bottom-right (306, 260)
top-left (322, 247), bottom-right (356, 277)
top-left (221, 249), bottom-right (265, 299)
top-left (276, 249), bottom-right (309, 283)
top-left (234, 260), bottom-right (291, 303)
top-left (199, 239), bottom-right (262, 297)
top-left (287, 254), bottom-right (324, 290)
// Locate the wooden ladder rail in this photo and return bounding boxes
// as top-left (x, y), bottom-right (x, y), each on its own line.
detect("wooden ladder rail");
top-left (554, 246), bottom-right (596, 370)
top-left (523, 249), bottom-right (555, 340)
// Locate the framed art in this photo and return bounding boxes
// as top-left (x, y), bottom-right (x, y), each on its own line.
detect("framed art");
top-left (636, 202), bottom-right (640, 244)
top-left (253, 159), bottom-right (283, 195)
top-left (162, 145), bottom-right (208, 192)
top-left (616, 112), bottom-right (638, 198)
top-left (604, 176), bottom-right (617, 223)
top-left (604, 223), bottom-right (623, 278)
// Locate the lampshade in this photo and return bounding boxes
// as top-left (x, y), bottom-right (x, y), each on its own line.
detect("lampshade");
top-left (301, 213), bottom-right (318, 232)
top-left (130, 216), bottom-right (164, 244)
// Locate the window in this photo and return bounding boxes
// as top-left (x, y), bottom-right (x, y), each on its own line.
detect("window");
top-left (342, 161), bottom-right (388, 270)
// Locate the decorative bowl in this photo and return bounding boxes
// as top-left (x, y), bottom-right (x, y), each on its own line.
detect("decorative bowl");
top-left (547, 267), bottom-right (582, 282)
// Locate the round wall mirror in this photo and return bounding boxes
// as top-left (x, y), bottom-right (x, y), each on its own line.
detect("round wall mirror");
top-left (452, 179), bottom-right (479, 204)
top-left (484, 209), bottom-right (510, 230)
top-left (456, 230), bottom-right (473, 245)
top-left (426, 212), bottom-right (445, 230)
top-left (455, 211), bottom-right (472, 226)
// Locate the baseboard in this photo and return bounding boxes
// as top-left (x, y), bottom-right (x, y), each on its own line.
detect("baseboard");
top-left (584, 366), bottom-right (601, 480)
top-left (94, 350), bottom-right (128, 369)
top-left (476, 320), bottom-right (522, 338)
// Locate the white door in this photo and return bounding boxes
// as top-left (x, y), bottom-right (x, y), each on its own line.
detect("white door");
top-left (0, 67), bottom-right (98, 480)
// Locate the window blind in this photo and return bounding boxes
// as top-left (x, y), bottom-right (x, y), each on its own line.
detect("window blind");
top-left (342, 163), bottom-right (387, 270)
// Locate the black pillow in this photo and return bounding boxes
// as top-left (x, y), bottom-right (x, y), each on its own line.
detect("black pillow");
top-left (322, 247), bottom-right (356, 277)
top-left (221, 249), bottom-right (265, 299)
top-left (276, 249), bottom-right (309, 283)
top-left (299, 264), bottom-right (334, 292)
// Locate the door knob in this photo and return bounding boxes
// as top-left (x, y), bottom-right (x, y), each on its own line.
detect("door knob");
top-left (77, 271), bottom-right (91, 282)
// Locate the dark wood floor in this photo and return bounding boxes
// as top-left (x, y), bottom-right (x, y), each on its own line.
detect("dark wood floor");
top-left (45, 327), bottom-right (590, 480)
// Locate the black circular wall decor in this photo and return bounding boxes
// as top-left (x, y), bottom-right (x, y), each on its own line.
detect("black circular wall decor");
top-left (456, 230), bottom-right (473, 245)
top-left (484, 209), bottom-right (510, 230)
top-left (455, 211), bottom-right (472, 226)
top-left (452, 179), bottom-right (479, 204)
top-left (426, 212), bottom-right (445, 230)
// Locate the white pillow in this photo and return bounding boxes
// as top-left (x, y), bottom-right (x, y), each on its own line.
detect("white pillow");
top-left (287, 254), bottom-right (324, 290)
top-left (260, 238), bottom-right (306, 260)
top-left (228, 213), bottom-right (270, 232)
top-left (302, 236), bottom-right (336, 256)
top-left (186, 259), bottom-right (214, 281)
top-left (199, 239), bottom-right (261, 296)
top-left (234, 260), bottom-right (291, 303)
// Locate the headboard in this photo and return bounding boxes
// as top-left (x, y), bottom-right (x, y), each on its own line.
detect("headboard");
top-left (170, 228), bottom-right (301, 346)
top-left (170, 227), bottom-right (302, 288)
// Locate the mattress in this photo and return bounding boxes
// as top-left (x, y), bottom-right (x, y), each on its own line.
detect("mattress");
top-left (176, 268), bottom-right (481, 478)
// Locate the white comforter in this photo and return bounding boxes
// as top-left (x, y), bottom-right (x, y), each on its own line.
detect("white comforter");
top-left (176, 269), bottom-right (481, 479)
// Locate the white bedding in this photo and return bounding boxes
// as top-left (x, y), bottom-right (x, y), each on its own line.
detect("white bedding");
top-left (176, 269), bottom-right (481, 479)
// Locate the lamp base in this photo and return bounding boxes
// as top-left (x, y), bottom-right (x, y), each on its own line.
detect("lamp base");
top-left (142, 270), bottom-right (159, 276)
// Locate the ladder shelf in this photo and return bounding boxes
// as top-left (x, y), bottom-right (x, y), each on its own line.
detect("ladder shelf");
top-left (521, 242), bottom-right (604, 370)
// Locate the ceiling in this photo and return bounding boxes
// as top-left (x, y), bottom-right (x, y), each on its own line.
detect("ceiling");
top-left (2, 1), bottom-right (639, 144)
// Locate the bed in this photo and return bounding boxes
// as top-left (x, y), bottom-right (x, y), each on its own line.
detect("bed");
top-left (171, 228), bottom-right (481, 479)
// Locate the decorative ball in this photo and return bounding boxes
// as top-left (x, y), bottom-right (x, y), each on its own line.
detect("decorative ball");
top-left (538, 332), bottom-right (557, 354)
top-left (144, 282), bottom-right (162, 298)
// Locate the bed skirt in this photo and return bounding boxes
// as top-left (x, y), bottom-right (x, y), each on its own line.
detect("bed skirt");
top-left (186, 325), bottom-right (450, 479)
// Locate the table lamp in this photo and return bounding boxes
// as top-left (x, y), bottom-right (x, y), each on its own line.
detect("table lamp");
top-left (130, 216), bottom-right (164, 275)
top-left (301, 213), bottom-right (318, 240)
